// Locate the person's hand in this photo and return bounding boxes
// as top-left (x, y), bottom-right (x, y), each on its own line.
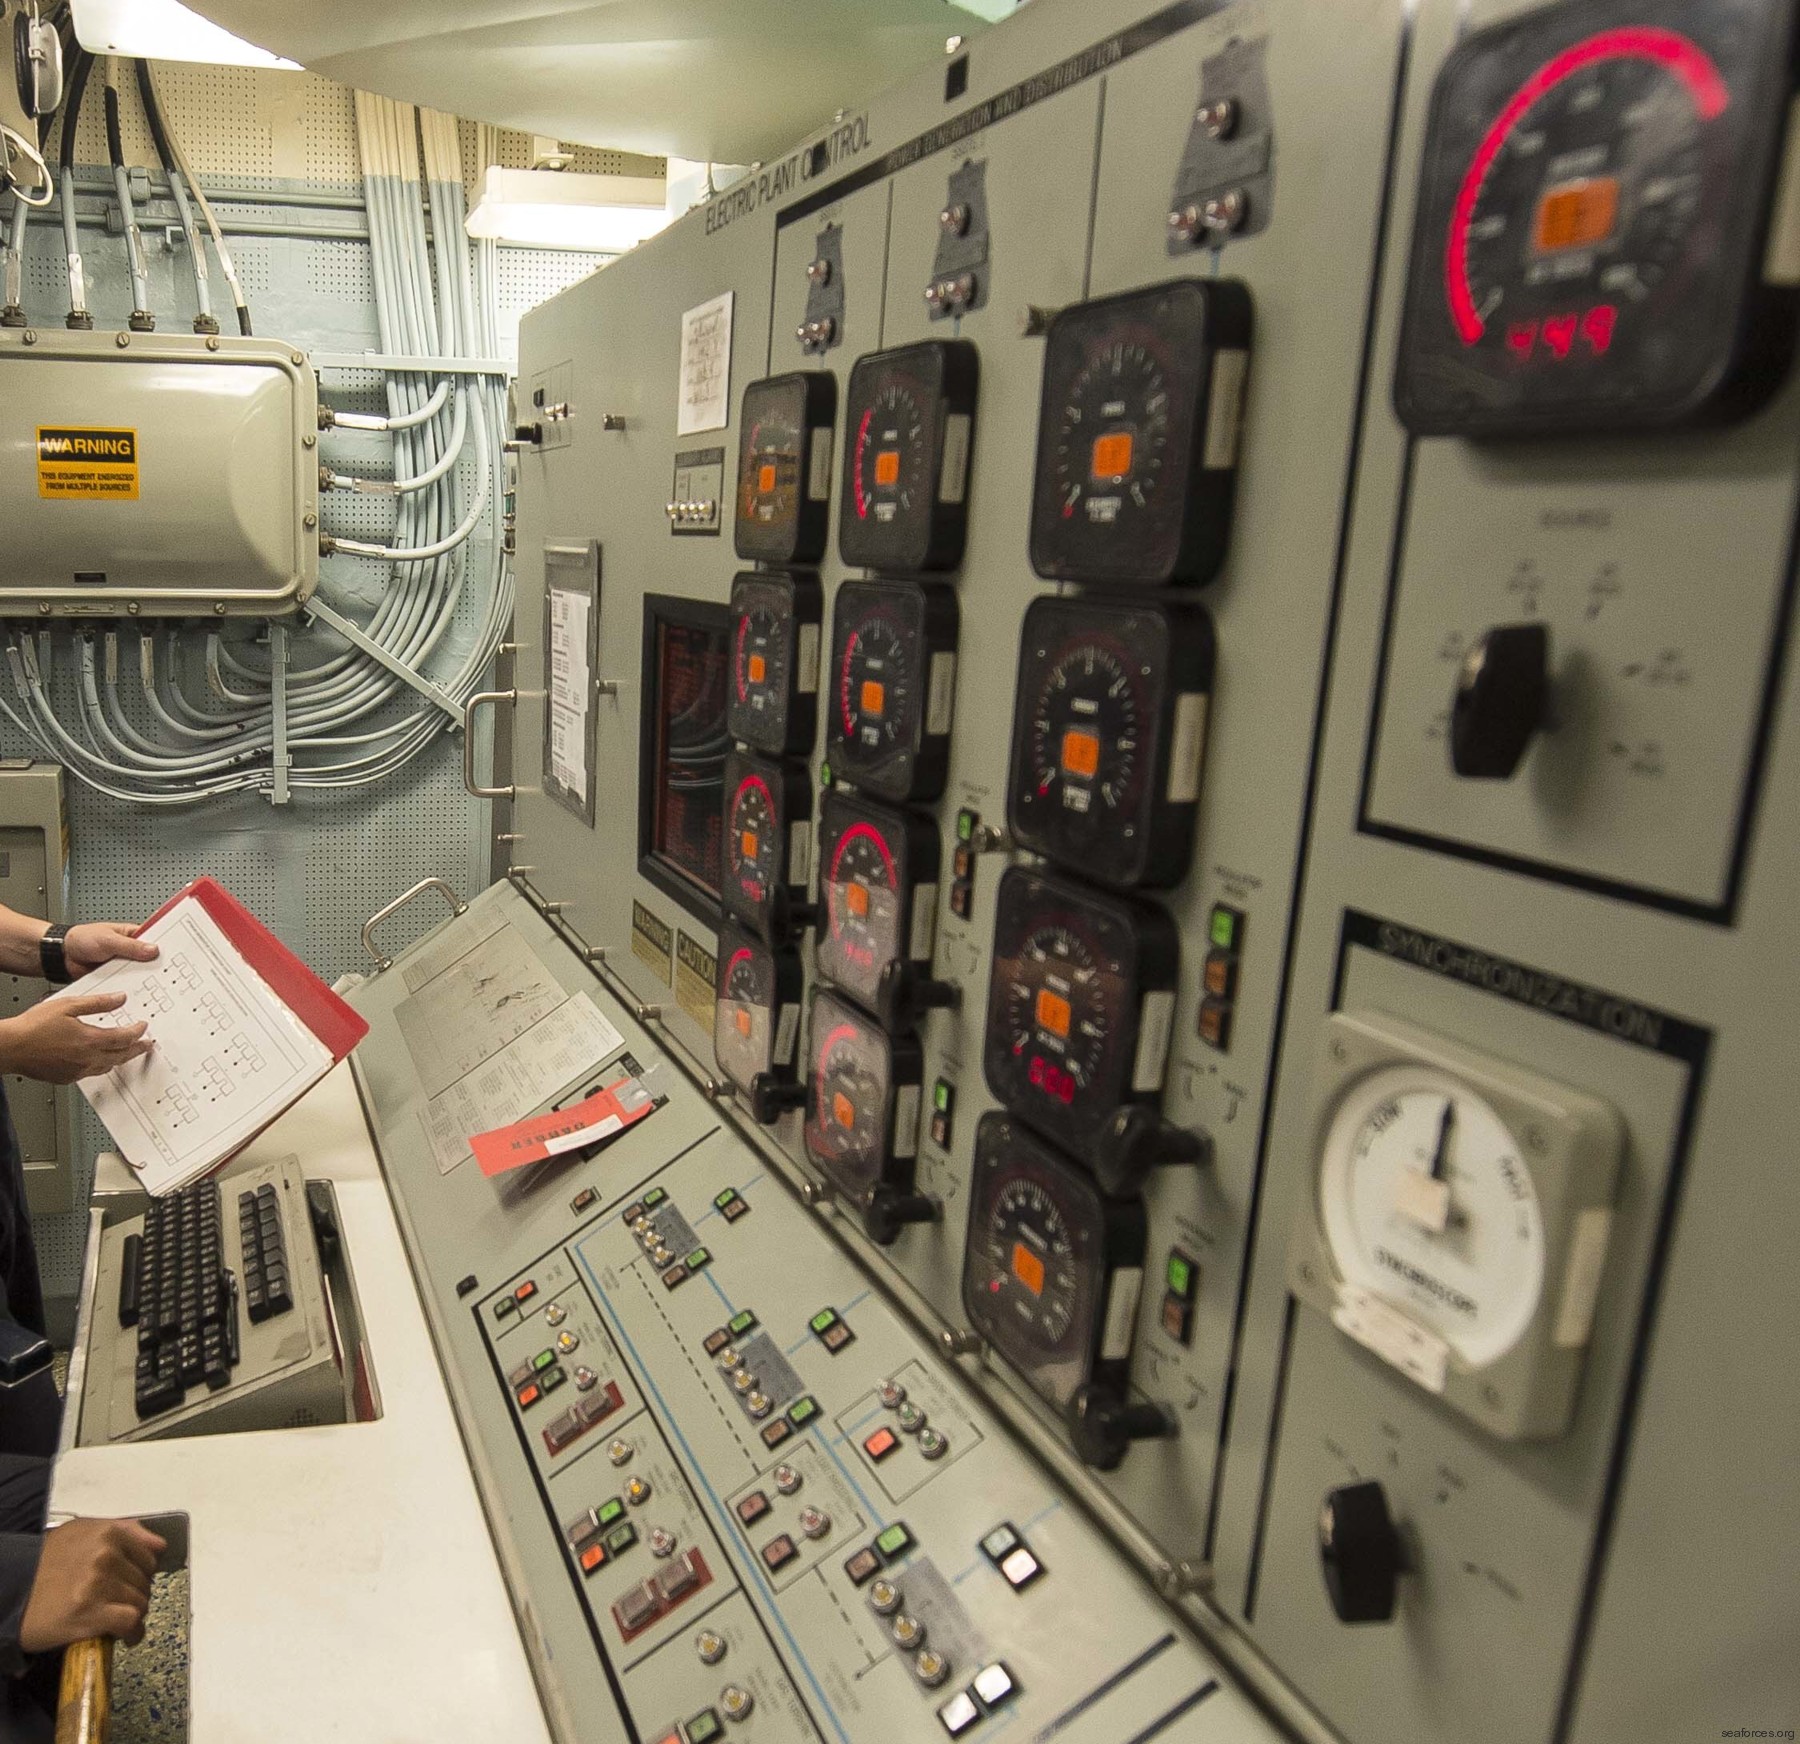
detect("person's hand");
top-left (0, 994), bottom-right (150, 1084)
top-left (64, 922), bottom-right (158, 979)
top-left (19, 1518), bottom-right (165, 1652)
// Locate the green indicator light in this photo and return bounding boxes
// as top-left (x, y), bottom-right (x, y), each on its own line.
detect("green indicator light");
top-left (643, 1187), bottom-right (667, 1208)
top-left (956, 809), bottom-right (976, 843)
top-left (728, 1310), bottom-right (757, 1335)
top-left (788, 1395), bottom-right (819, 1426)
top-left (605, 1523), bottom-right (637, 1554)
top-left (819, 762), bottom-right (833, 787)
top-left (1209, 906), bottom-right (1237, 950)
top-left (933, 1080), bottom-right (951, 1112)
top-left (714, 1189), bottom-right (736, 1209)
top-left (875, 1524), bottom-right (910, 1557)
top-left (540, 1366), bottom-right (565, 1391)
top-left (686, 1248), bottom-right (711, 1270)
top-left (810, 1309), bottom-right (838, 1334)
top-left (533, 1349), bottom-right (556, 1371)
top-left (597, 1498), bottom-right (625, 1526)
top-left (1167, 1255), bottom-right (1193, 1296)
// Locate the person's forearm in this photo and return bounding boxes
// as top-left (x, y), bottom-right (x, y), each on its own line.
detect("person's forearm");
top-left (0, 906), bottom-right (49, 980)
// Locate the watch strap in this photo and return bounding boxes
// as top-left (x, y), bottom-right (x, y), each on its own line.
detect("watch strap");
top-left (38, 923), bottom-right (71, 985)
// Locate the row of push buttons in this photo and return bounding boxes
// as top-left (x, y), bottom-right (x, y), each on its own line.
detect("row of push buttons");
top-left (492, 1277), bottom-right (538, 1321)
top-left (937, 1663), bottom-right (1018, 1737)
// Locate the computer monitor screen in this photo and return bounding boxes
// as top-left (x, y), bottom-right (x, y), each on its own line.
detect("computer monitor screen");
top-left (639, 596), bottom-right (731, 919)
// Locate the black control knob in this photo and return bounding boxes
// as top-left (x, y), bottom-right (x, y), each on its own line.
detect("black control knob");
top-left (861, 1187), bottom-right (939, 1247)
top-left (1091, 1107), bottom-right (1212, 1198)
top-left (875, 960), bottom-right (961, 1032)
top-left (1450, 622), bottom-right (1549, 779)
top-left (1318, 1480), bottom-right (1402, 1624)
top-left (1066, 1383), bottom-right (1174, 1472)
top-left (747, 1073), bottom-right (807, 1126)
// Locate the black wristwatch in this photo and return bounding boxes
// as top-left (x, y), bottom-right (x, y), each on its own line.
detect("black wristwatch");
top-left (39, 923), bottom-right (72, 985)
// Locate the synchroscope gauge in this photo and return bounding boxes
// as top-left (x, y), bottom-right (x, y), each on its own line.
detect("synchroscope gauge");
top-left (826, 577), bottom-right (958, 803)
top-left (712, 923), bottom-right (804, 1100)
top-left (815, 790), bottom-right (939, 1023)
top-left (1006, 595), bottom-right (1216, 889)
top-left (1029, 279), bottom-right (1252, 587)
top-left (721, 751), bottom-right (812, 943)
top-left (1394, 0), bottom-right (1800, 435)
top-left (734, 372), bottom-right (836, 564)
top-left (961, 1114), bottom-right (1148, 1414)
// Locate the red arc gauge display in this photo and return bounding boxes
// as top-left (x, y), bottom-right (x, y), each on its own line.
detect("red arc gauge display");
top-left (815, 790), bottom-right (939, 1021)
top-left (720, 750), bottom-right (811, 942)
top-left (734, 372), bottom-right (836, 565)
top-left (1394, 0), bottom-right (1799, 435)
top-left (712, 923), bottom-right (803, 1097)
top-left (803, 988), bottom-right (923, 1202)
top-left (727, 571), bottom-right (821, 758)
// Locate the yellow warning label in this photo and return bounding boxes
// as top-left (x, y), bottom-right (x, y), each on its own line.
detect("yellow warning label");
top-left (36, 427), bottom-right (139, 501)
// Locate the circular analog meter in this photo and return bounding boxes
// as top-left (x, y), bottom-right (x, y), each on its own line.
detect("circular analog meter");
top-left (1029, 278), bottom-right (1252, 587)
top-left (721, 750), bottom-right (811, 943)
top-left (1394, 2), bottom-right (1800, 434)
top-left (735, 372), bottom-right (837, 564)
top-left (804, 987), bottom-right (924, 1202)
top-left (839, 340), bottom-right (979, 573)
top-left (815, 790), bottom-right (939, 1020)
top-left (961, 1113), bottom-right (1147, 1412)
top-left (728, 571), bottom-right (822, 757)
top-left (983, 867), bottom-right (1177, 1153)
top-left (712, 924), bottom-right (803, 1098)
top-left (826, 577), bottom-right (958, 803)
top-left (1006, 594), bottom-right (1216, 889)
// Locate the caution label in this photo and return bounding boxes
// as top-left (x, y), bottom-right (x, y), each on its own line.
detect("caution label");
top-left (36, 427), bottom-right (139, 500)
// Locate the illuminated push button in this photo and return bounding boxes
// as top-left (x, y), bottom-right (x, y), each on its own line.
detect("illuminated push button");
top-left (760, 1419), bottom-right (793, 1450)
top-left (540, 1365), bottom-right (567, 1394)
top-left (918, 1429), bottom-right (949, 1461)
top-left (843, 1547), bottom-right (881, 1586)
top-left (703, 1328), bottom-right (732, 1357)
top-left (493, 1297), bottom-right (517, 1322)
top-left (608, 1438), bottom-right (634, 1466)
top-left (773, 1463), bottom-right (802, 1495)
top-left (798, 1506), bottom-right (831, 1540)
top-left (686, 1710), bottom-right (723, 1744)
top-left (564, 1507), bottom-right (601, 1551)
top-left (686, 1247), bottom-right (712, 1272)
top-left (516, 1382), bottom-right (541, 1409)
top-left (605, 1522), bottom-right (638, 1556)
top-left (720, 1686), bottom-right (754, 1724)
top-left (787, 1395), bottom-right (820, 1429)
top-left (914, 1649), bottom-right (951, 1689)
top-left (696, 1630), bottom-right (727, 1665)
top-left (574, 1366), bottom-right (598, 1392)
top-left (890, 1614), bottom-right (926, 1652)
top-left (571, 1186), bottom-right (597, 1213)
top-left (626, 1476), bottom-right (653, 1507)
top-left (545, 1303), bottom-right (567, 1327)
top-left (972, 1663), bottom-right (1017, 1709)
top-left (863, 1427), bottom-right (900, 1462)
top-left (878, 1377), bottom-right (907, 1410)
top-left (597, 1498), bottom-right (626, 1528)
top-left (761, 1534), bottom-right (799, 1573)
top-left (867, 1578), bottom-right (902, 1616)
top-left (736, 1491), bottom-right (772, 1528)
top-left (514, 1281), bottom-right (538, 1304)
top-left (874, 1522), bottom-right (914, 1563)
top-left (937, 1691), bottom-right (980, 1737)
top-left (642, 1188), bottom-right (668, 1209)
top-left (507, 1359), bottom-right (535, 1389)
top-left (728, 1309), bottom-right (758, 1337)
top-left (1000, 1548), bottom-right (1042, 1589)
top-left (557, 1330), bottom-right (580, 1354)
top-left (649, 1527), bottom-right (678, 1558)
top-left (578, 1542), bottom-right (606, 1577)
top-left (532, 1349), bottom-right (557, 1372)
top-left (896, 1401), bottom-right (927, 1434)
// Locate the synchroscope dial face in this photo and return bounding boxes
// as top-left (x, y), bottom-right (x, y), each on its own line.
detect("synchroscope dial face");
top-left (725, 767), bottom-right (781, 911)
top-left (838, 607), bottom-right (913, 764)
top-left (735, 373), bottom-right (835, 564)
top-left (961, 1114), bottom-right (1145, 1412)
top-left (803, 989), bottom-right (920, 1200)
top-left (851, 379), bottom-right (930, 531)
top-left (712, 928), bottom-right (800, 1095)
top-left (1394, 2), bottom-right (1800, 434)
top-left (825, 578), bottom-right (956, 804)
top-left (819, 812), bottom-right (902, 1007)
top-left (728, 572), bottom-right (820, 758)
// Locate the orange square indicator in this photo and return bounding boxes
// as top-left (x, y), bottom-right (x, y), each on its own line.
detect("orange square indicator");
top-left (1091, 431), bottom-right (1134, 480)
top-left (758, 462), bottom-right (778, 495)
top-left (845, 880), bottom-right (871, 919)
top-left (1061, 729), bottom-right (1101, 780)
top-left (1011, 1241), bottom-right (1046, 1297)
top-left (1534, 176), bottom-right (1618, 253)
top-left (860, 679), bottom-right (886, 717)
top-left (1035, 988), bottom-right (1072, 1039)
top-left (874, 449), bottom-right (902, 488)
top-left (733, 1007), bottom-right (753, 1038)
top-left (747, 653), bottom-right (767, 684)
top-left (579, 1543), bottom-right (606, 1575)
top-left (832, 1091), bottom-right (857, 1130)
top-left (740, 830), bottom-right (759, 860)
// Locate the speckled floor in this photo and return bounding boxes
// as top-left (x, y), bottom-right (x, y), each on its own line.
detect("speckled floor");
top-left (110, 1568), bottom-right (190, 1744)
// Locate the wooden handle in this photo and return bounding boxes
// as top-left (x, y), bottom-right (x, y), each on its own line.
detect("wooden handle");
top-left (54, 1637), bottom-right (112, 1744)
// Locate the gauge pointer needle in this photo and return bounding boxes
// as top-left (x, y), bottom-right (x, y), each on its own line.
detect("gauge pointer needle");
top-left (1429, 1099), bottom-right (1454, 1182)
top-left (1395, 1097), bottom-right (1455, 1235)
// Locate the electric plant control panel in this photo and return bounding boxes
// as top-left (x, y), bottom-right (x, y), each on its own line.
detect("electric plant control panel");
top-left (388, 0), bottom-right (1800, 1739)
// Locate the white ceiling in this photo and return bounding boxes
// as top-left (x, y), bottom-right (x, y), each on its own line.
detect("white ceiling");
top-left (178, 0), bottom-right (1004, 163)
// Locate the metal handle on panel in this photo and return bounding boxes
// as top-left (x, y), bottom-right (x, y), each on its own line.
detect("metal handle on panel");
top-left (462, 688), bottom-right (517, 799)
top-left (360, 878), bottom-right (469, 972)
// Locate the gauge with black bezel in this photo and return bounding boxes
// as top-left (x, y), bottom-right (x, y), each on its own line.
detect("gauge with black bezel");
top-left (735, 372), bottom-right (838, 564)
top-left (804, 987), bottom-right (925, 1214)
top-left (1006, 594), bottom-right (1215, 889)
top-left (983, 866), bottom-right (1178, 1154)
top-left (728, 570), bottom-right (822, 758)
top-left (961, 1112), bottom-right (1148, 1414)
top-left (713, 924), bottom-right (805, 1101)
top-left (1393, 0), bottom-right (1800, 435)
top-left (825, 576), bottom-right (958, 803)
top-left (815, 789), bottom-right (939, 1021)
top-left (1029, 277), bottom-right (1252, 588)
top-left (839, 340), bottom-right (979, 573)
top-left (721, 750), bottom-right (813, 943)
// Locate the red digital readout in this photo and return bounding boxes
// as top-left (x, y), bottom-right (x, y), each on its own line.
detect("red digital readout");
top-left (1028, 1054), bottom-right (1077, 1106)
top-left (1503, 303), bottom-right (1617, 363)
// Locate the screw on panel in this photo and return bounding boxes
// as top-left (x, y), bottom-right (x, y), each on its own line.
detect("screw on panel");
top-left (302, 433), bottom-right (316, 448)
top-left (303, 512), bottom-right (317, 528)
top-left (116, 333), bottom-right (130, 348)
top-left (213, 603), bottom-right (226, 615)
top-left (292, 352), bottom-right (306, 366)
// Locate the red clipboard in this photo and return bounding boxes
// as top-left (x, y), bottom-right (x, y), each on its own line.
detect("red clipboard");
top-left (140, 877), bottom-right (368, 1062)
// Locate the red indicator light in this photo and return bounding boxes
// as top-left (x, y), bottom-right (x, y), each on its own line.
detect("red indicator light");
top-left (1542, 313), bottom-right (1578, 359)
top-left (1582, 304), bottom-right (1617, 354)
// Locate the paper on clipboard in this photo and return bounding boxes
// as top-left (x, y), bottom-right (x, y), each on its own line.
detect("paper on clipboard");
top-left (58, 895), bottom-right (334, 1194)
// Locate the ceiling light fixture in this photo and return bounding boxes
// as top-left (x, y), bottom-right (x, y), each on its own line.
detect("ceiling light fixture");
top-left (71, 0), bottom-right (301, 70)
top-left (465, 167), bottom-right (671, 253)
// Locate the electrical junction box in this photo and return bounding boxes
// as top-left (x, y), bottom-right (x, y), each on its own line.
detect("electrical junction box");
top-left (0, 330), bottom-right (319, 618)
top-left (0, 760), bottom-right (72, 1213)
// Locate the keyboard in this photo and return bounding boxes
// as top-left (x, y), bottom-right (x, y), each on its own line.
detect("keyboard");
top-left (118, 1175), bottom-right (295, 1421)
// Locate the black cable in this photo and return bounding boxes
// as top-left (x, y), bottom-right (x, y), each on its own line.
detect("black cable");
top-left (134, 60), bottom-right (175, 174)
top-left (58, 48), bottom-right (90, 174)
top-left (102, 75), bottom-right (125, 172)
